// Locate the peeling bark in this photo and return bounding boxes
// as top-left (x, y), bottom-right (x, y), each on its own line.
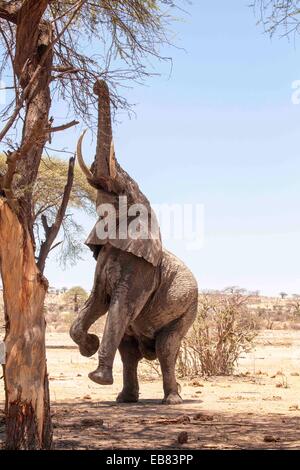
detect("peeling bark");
top-left (0, 2), bottom-right (54, 448)
top-left (10, 0), bottom-right (53, 237)
top-left (14, 0), bottom-right (50, 78)
top-left (0, 199), bottom-right (52, 449)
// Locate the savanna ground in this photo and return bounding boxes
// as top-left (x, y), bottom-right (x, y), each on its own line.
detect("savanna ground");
top-left (1, 328), bottom-right (300, 450)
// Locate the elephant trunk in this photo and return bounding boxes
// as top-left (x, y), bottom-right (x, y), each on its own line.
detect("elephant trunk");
top-left (93, 80), bottom-right (112, 179)
top-left (76, 80), bottom-right (117, 187)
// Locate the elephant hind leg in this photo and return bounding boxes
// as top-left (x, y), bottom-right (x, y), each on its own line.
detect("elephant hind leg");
top-left (116, 335), bottom-right (142, 403)
top-left (156, 305), bottom-right (197, 405)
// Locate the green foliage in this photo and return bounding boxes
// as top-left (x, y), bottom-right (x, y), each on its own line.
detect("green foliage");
top-left (63, 286), bottom-right (88, 302)
top-left (50, 0), bottom-right (164, 30)
top-left (63, 286), bottom-right (89, 313)
top-left (33, 155), bottom-right (96, 216)
top-left (47, 0), bottom-right (177, 120)
top-left (0, 1), bottom-right (179, 126)
top-left (0, 153), bottom-right (96, 266)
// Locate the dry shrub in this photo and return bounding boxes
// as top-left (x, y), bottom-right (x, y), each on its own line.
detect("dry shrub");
top-left (177, 288), bottom-right (258, 377)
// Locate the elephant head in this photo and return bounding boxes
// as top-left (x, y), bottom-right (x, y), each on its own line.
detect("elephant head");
top-left (77, 80), bottom-right (162, 266)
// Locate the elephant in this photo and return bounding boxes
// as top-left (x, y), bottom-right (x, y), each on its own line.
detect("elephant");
top-left (70, 80), bottom-right (198, 405)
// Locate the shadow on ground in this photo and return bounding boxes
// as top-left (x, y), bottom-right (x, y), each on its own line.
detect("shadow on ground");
top-left (2, 399), bottom-right (298, 450)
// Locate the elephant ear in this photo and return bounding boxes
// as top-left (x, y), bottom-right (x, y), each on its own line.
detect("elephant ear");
top-left (86, 226), bottom-right (162, 266)
top-left (109, 234), bottom-right (162, 267)
top-left (85, 166), bottom-right (163, 266)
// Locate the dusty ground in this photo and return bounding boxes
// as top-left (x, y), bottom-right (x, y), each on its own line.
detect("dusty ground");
top-left (1, 330), bottom-right (300, 449)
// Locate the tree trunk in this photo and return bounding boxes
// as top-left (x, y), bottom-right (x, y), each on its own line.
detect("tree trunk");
top-left (0, 2), bottom-right (53, 449)
top-left (15, 14), bottom-right (53, 239)
top-left (0, 200), bottom-right (52, 449)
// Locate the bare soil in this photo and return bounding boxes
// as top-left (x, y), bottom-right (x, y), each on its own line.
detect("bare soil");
top-left (1, 330), bottom-right (300, 449)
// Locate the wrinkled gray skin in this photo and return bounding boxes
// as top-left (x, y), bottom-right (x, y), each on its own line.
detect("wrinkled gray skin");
top-left (70, 80), bottom-right (198, 405)
top-left (71, 245), bottom-right (198, 404)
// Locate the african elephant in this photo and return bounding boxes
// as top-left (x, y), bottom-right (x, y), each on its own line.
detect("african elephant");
top-left (70, 81), bottom-right (198, 405)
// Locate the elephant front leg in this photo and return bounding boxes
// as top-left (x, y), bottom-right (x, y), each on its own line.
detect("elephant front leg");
top-left (88, 257), bottom-right (157, 386)
top-left (88, 296), bottom-right (131, 385)
top-left (88, 290), bottom-right (149, 385)
top-left (70, 290), bottom-right (107, 357)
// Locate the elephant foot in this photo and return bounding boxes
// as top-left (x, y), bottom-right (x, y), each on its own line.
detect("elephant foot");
top-left (79, 334), bottom-right (100, 358)
top-left (162, 392), bottom-right (183, 405)
top-left (116, 390), bottom-right (139, 403)
top-left (88, 365), bottom-right (113, 385)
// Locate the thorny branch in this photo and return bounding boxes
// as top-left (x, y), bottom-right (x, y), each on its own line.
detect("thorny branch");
top-left (253, 1), bottom-right (300, 39)
top-left (0, 0), bottom-right (176, 136)
top-left (0, 0), bottom-right (88, 143)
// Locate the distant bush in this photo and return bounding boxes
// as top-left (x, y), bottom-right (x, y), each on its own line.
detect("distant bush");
top-left (177, 289), bottom-right (258, 377)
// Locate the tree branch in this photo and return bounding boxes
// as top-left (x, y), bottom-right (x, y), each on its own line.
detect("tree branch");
top-left (0, 1), bottom-right (22, 23)
top-left (49, 119), bottom-right (79, 133)
top-left (0, 0), bottom-right (87, 144)
top-left (49, 240), bottom-right (63, 252)
top-left (47, 119), bottom-right (79, 144)
top-left (37, 155), bottom-right (76, 273)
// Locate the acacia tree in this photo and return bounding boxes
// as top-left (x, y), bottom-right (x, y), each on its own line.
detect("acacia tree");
top-left (279, 292), bottom-right (288, 300)
top-left (0, 0), bottom-right (176, 449)
top-left (63, 286), bottom-right (88, 313)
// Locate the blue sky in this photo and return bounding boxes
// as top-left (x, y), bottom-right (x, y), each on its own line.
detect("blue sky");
top-left (32, 2), bottom-right (300, 295)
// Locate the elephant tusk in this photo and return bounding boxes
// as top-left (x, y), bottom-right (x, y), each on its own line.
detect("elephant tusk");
top-left (77, 130), bottom-right (93, 179)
